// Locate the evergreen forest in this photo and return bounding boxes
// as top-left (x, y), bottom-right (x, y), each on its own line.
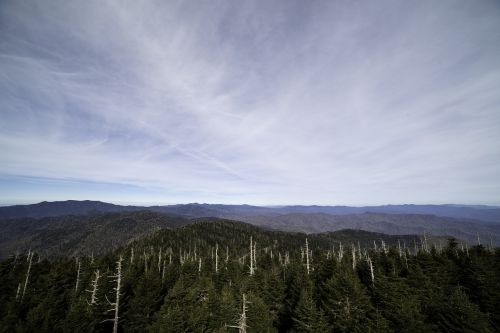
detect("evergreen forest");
top-left (1, 219), bottom-right (499, 332)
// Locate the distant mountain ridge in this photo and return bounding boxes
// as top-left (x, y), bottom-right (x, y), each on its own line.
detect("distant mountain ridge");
top-left (1, 200), bottom-right (500, 222)
top-left (0, 211), bottom-right (190, 259)
top-left (237, 212), bottom-right (500, 245)
top-left (0, 200), bottom-right (139, 219)
top-left (0, 212), bottom-right (445, 259)
top-left (2, 200), bottom-right (500, 249)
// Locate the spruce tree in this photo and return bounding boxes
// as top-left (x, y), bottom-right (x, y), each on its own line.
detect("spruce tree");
top-left (290, 287), bottom-right (329, 333)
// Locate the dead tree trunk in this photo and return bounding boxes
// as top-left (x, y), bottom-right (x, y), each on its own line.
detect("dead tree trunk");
top-left (367, 256), bottom-right (374, 286)
top-left (15, 283), bottom-right (21, 301)
top-left (423, 232), bottom-right (429, 252)
top-left (158, 248), bottom-right (162, 273)
top-left (249, 237), bottom-right (254, 276)
top-left (229, 293), bottom-right (249, 333)
top-left (305, 238), bottom-right (310, 275)
top-left (161, 259), bottom-right (166, 283)
top-left (253, 241), bottom-right (257, 272)
top-left (86, 269), bottom-right (101, 305)
top-left (352, 244), bottom-right (356, 270)
top-left (338, 242), bottom-right (344, 262)
top-left (105, 256), bottom-right (123, 333)
top-left (21, 252), bottom-right (34, 301)
top-left (75, 259), bottom-right (81, 293)
top-left (215, 243), bottom-right (219, 273)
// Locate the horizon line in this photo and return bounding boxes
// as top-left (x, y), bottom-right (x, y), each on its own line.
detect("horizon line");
top-left (1, 199), bottom-right (499, 208)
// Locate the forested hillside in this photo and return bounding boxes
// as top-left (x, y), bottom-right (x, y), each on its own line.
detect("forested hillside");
top-left (239, 212), bottom-right (500, 245)
top-left (1, 220), bottom-right (498, 332)
top-left (0, 211), bottom-right (190, 259)
top-left (3, 201), bottom-right (500, 223)
top-left (2, 201), bottom-right (499, 249)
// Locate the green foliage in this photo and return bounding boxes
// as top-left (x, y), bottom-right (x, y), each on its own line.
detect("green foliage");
top-left (0, 220), bottom-right (498, 332)
top-left (290, 287), bottom-right (328, 333)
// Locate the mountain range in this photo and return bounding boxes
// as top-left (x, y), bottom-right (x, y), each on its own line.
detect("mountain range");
top-left (1, 200), bottom-right (500, 222)
top-left (1, 200), bottom-right (499, 259)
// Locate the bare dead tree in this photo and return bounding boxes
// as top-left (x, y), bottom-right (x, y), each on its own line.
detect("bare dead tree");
top-left (381, 240), bottom-right (388, 254)
top-left (15, 283), bottom-right (21, 301)
top-left (423, 232), bottom-right (429, 252)
top-left (21, 252), bottom-right (34, 301)
top-left (367, 256), bottom-right (374, 286)
top-left (253, 241), bottom-right (257, 272)
top-left (229, 293), bottom-right (249, 333)
top-left (104, 256), bottom-right (123, 333)
top-left (249, 236), bottom-right (254, 276)
top-left (215, 243), bottom-right (219, 273)
top-left (75, 259), bottom-right (81, 293)
top-left (158, 248), bottom-right (162, 273)
top-left (338, 242), bottom-right (344, 262)
top-left (352, 244), bottom-right (356, 270)
top-left (305, 238), bottom-right (310, 275)
top-left (86, 269), bottom-right (101, 305)
top-left (160, 259), bottom-right (166, 283)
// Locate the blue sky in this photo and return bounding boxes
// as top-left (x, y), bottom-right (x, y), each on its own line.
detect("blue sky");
top-left (1, 0), bottom-right (500, 206)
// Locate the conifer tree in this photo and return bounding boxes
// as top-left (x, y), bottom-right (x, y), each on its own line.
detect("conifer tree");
top-left (321, 268), bottom-right (382, 332)
top-left (290, 288), bottom-right (329, 333)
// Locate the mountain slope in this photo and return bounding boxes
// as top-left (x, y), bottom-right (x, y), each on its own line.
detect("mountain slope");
top-left (0, 200), bottom-right (140, 219)
top-left (0, 212), bottom-right (445, 260)
top-left (0, 211), bottom-right (190, 259)
top-left (1, 200), bottom-right (499, 223)
top-left (1, 219), bottom-right (497, 332)
top-left (238, 212), bottom-right (500, 245)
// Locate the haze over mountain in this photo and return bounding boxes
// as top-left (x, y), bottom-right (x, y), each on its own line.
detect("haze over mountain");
top-left (0, 210), bottom-right (451, 260)
top-left (2, 200), bottom-right (500, 222)
top-left (1, 200), bottom-right (500, 259)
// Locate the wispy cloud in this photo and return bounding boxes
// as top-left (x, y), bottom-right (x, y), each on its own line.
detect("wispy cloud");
top-left (1, 0), bottom-right (499, 205)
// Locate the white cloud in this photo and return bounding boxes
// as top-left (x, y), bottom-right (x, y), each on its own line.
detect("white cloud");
top-left (1, 0), bottom-right (499, 205)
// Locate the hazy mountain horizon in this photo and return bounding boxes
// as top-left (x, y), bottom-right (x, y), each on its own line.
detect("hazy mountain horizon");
top-left (3, 199), bottom-right (500, 208)
top-left (2, 199), bottom-right (500, 247)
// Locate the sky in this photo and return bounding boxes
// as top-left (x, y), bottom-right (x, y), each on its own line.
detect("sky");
top-left (1, 0), bottom-right (500, 206)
